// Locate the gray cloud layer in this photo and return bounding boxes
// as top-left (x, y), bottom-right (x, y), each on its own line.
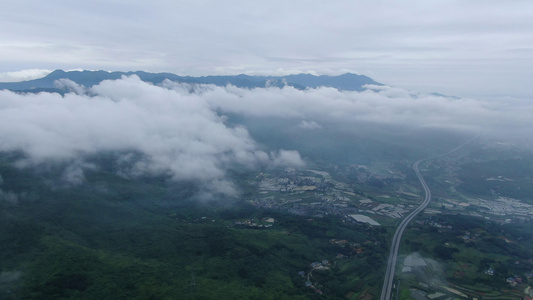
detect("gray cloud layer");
top-left (1, 77), bottom-right (531, 194)
top-left (0, 76), bottom-right (304, 195)
top-left (173, 82), bottom-right (531, 135)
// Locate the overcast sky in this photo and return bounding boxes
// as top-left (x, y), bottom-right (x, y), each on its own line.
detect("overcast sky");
top-left (1, 1), bottom-right (532, 97)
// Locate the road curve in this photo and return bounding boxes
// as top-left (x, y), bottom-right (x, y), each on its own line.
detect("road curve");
top-left (379, 159), bottom-right (431, 300)
top-left (379, 136), bottom-right (477, 300)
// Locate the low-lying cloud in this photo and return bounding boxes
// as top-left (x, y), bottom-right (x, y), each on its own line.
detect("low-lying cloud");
top-left (1, 76), bottom-right (531, 195)
top-left (195, 83), bottom-right (532, 135)
top-left (298, 120), bottom-right (322, 130)
top-left (0, 69), bottom-right (52, 82)
top-left (0, 76), bottom-right (305, 195)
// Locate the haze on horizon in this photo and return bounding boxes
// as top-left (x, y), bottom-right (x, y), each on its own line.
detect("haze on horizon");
top-left (1, 1), bottom-right (533, 98)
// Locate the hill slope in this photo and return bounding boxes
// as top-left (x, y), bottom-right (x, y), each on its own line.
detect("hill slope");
top-left (0, 70), bottom-right (381, 93)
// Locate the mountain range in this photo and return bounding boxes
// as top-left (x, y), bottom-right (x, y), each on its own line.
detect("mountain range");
top-left (0, 69), bottom-right (381, 93)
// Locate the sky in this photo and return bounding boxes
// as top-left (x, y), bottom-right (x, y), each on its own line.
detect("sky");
top-left (1, 0), bottom-right (532, 98)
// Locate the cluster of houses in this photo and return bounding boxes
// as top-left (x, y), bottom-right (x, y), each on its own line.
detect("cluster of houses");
top-left (529, 270), bottom-right (533, 279)
top-left (233, 217), bottom-right (275, 228)
top-left (311, 260), bottom-right (330, 270)
top-left (304, 281), bottom-right (323, 295)
top-left (330, 238), bottom-right (349, 245)
top-left (297, 260), bottom-right (330, 296)
top-left (484, 268), bottom-right (533, 288)
top-left (428, 220), bottom-right (453, 229)
top-left (459, 231), bottom-right (480, 243)
top-left (506, 276), bottom-right (523, 286)
top-left (329, 238), bottom-right (366, 255)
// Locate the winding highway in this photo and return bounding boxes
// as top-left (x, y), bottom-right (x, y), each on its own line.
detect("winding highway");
top-left (379, 158), bottom-right (431, 300)
top-left (379, 136), bottom-right (478, 300)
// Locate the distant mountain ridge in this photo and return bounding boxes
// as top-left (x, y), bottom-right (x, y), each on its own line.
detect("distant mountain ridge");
top-left (0, 69), bottom-right (381, 93)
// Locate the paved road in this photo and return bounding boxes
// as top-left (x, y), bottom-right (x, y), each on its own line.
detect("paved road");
top-left (379, 158), bottom-right (431, 300)
top-left (379, 136), bottom-right (477, 300)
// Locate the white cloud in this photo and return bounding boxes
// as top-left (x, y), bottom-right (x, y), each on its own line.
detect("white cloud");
top-left (2, 76), bottom-right (533, 195)
top-left (54, 78), bottom-right (87, 95)
top-left (298, 120), bottom-right (322, 130)
top-left (271, 150), bottom-right (305, 168)
top-left (0, 69), bottom-right (52, 82)
top-left (61, 160), bottom-right (96, 186)
top-left (0, 76), bottom-right (305, 195)
top-left (166, 82), bottom-right (533, 141)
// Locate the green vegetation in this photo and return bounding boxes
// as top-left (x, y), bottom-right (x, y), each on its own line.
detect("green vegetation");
top-left (2, 138), bottom-right (533, 299)
top-left (0, 161), bottom-right (388, 299)
top-left (457, 157), bottom-right (533, 202)
top-left (399, 214), bottom-right (533, 299)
